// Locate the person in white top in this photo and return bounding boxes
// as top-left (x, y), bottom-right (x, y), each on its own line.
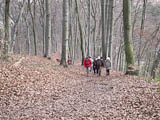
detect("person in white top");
top-left (105, 57), bottom-right (111, 75)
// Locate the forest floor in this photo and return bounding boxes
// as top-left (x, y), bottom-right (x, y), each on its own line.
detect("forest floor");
top-left (0, 54), bottom-right (160, 120)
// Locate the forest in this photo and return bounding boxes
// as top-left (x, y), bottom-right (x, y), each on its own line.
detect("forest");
top-left (0, 0), bottom-right (160, 119)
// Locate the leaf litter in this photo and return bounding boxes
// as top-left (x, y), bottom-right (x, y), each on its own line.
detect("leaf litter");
top-left (0, 54), bottom-right (160, 120)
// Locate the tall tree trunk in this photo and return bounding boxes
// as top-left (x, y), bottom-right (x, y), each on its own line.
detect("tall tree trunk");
top-left (123, 0), bottom-right (135, 74)
top-left (51, 16), bottom-right (57, 53)
top-left (92, 16), bottom-right (97, 57)
top-left (101, 0), bottom-right (106, 60)
top-left (75, 0), bottom-right (85, 65)
top-left (0, 22), bottom-right (4, 52)
top-left (88, 0), bottom-right (91, 56)
top-left (44, 0), bottom-right (51, 59)
top-left (132, 0), bottom-right (140, 39)
top-left (151, 49), bottom-right (160, 79)
top-left (38, 0), bottom-right (46, 55)
top-left (10, 0), bottom-right (27, 52)
top-left (108, 0), bottom-right (114, 60)
top-left (138, 0), bottom-right (147, 66)
top-left (60, 0), bottom-right (69, 67)
top-left (4, 0), bottom-right (11, 54)
top-left (26, 22), bottom-right (30, 55)
top-left (23, 8), bottom-right (31, 55)
top-left (74, 16), bottom-right (78, 61)
top-left (68, 0), bottom-right (72, 62)
top-left (28, 0), bottom-right (38, 55)
top-left (105, 0), bottom-right (109, 58)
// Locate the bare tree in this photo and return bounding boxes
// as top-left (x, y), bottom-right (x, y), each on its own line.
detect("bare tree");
top-left (10, 0), bottom-right (27, 52)
top-left (123, 0), bottom-right (136, 75)
top-left (101, 0), bottom-right (106, 60)
top-left (28, 0), bottom-right (38, 55)
top-left (44, 0), bottom-right (51, 59)
top-left (138, 0), bottom-right (147, 66)
top-left (60, 0), bottom-right (69, 67)
top-left (151, 48), bottom-right (160, 79)
top-left (88, 0), bottom-right (91, 56)
top-left (108, 0), bottom-right (114, 60)
top-left (75, 0), bottom-right (85, 65)
top-left (4, 0), bottom-right (11, 54)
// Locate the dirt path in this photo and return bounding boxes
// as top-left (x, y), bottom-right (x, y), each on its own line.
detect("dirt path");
top-left (0, 56), bottom-right (160, 120)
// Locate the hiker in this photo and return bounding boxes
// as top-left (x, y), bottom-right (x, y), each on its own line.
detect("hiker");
top-left (105, 57), bottom-right (111, 75)
top-left (93, 57), bottom-right (97, 74)
top-left (84, 56), bottom-right (92, 76)
top-left (88, 56), bottom-right (93, 72)
top-left (96, 56), bottom-right (103, 76)
top-left (100, 56), bottom-right (104, 67)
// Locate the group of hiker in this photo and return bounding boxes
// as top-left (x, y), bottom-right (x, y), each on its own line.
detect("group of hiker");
top-left (84, 56), bottom-right (111, 76)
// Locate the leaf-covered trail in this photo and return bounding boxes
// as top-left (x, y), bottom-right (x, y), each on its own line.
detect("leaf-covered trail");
top-left (0, 55), bottom-right (160, 120)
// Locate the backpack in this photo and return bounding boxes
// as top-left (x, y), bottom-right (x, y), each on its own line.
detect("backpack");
top-left (105, 59), bottom-right (111, 69)
top-left (96, 59), bottom-right (102, 69)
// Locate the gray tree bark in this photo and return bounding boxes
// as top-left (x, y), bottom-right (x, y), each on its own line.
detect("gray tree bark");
top-left (4, 0), bottom-right (11, 54)
top-left (10, 0), bottom-right (27, 52)
top-left (101, 0), bottom-right (106, 60)
top-left (60, 0), bottom-right (69, 67)
top-left (38, 0), bottom-right (46, 55)
top-left (88, 0), bottom-right (91, 57)
top-left (138, 0), bottom-right (147, 66)
top-left (108, 0), bottom-right (114, 60)
top-left (151, 49), bottom-right (160, 79)
top-left (75, 0), bottom-right (85, 65)
top-left (28, 0), bottom-right (38, 55)
top-left (123, 0), bottom-right (136, 75)
top-left (44, 0), bottom-right (51, 59)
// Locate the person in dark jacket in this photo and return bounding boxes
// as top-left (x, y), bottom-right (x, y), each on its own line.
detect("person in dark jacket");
top-left (93, 58), bottom-right (97, 74)
top-left (94, 56), bottom-right (102, 76)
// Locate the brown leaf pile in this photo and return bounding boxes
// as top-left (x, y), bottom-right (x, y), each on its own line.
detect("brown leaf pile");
top-left (0, 55), bottom-right (160, 120)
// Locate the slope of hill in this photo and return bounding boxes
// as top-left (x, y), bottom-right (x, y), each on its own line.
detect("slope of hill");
top-left (0, 54), bottom-right (160, 120)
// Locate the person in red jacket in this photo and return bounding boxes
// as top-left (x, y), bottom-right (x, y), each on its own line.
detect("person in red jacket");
top-left (84, 56), bottom-right (92, 76)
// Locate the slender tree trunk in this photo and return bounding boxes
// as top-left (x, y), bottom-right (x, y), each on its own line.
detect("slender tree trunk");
top-left (105, 0), bottom-right (109, 57)
top-left (138, 0), bottom-right (147, 66)
top-left (68, 0), bottom-right (72, 62)
top-left (52, 16), bottom-right (57, 53)
top-left (44, 0), bottom-right (51, 59)
top-left (74, 16), bottom-right (78, 61)
top-left (108, 0), bottom-right (114, 61)
top-left (75, 0), bottom-right (85, 65)
top-left (28, 0), bottom-right (38, 55)
top-left (123, 0), bottom-right (135, 74)
top-left (27, 23), bottom-right (30, 55)
top-left (151, 49), bottom-right (160, 79)
top-left (39, 0), bottom-right (46, 55)
top-left (96, 18), bottom-right (102, 56)
top-left (60, 0), bottom-right (69, 67)
top-left (101, 0), bottom-right (106, 60)
top-left (132, 0), bottom-right (140, 39)
top-left (0, 22), bottom-right (4, 53)
top-left (4, 0), bottom-right (11, 54)
top-left (88, 0), bottom-right (91, 56)
top-left (10, 0), bottom-right (27, 52)
top-left (23, 8), bottom-right (31, 55)
top-left (92, 19), bottom-right (97, 57)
